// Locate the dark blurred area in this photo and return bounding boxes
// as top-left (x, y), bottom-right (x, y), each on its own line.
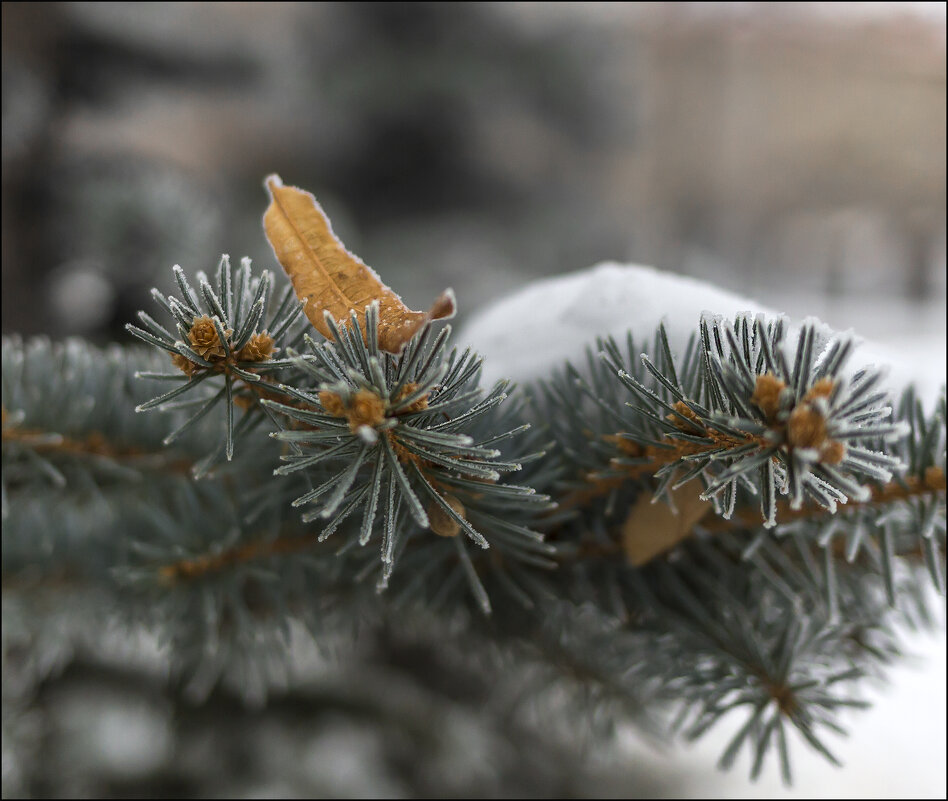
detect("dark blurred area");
top-left (3, 2), bottom-right (944, 346)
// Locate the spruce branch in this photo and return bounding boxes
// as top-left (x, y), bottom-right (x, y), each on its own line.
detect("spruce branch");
top-left (537, 320), bottom-right (945, 596)
top-left (6, 175), bottom-right (945, 789)
top-left (603, 316), bottom-right (907, 522)
top-left (123, 248), bottom-right (554, 611)
top-left (542, 516), bottom-right (934, 784)
top-left (126, 254), bottom-right (307, 472)
top-left (262, 302), bottom-right (554, 603)
top-left (1, 337), bottom-right (217, 511)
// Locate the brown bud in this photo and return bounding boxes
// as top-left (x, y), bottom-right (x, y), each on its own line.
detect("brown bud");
top-left (347, 389), bottom-right (387, 431)
top-left (389, 434), bottom-right (419, 466)
top-left (171, 351), bottom-right (199, 376)
top-left (603, 433), bottom-right (644, 457)
top-left (804, 377), bottom-right (835, 402)
top-left (428, 493), bottom-right (466, 537)
top-left (318, 390), bottom-right (346, 418)
top-left (667, 401), bottom-right (703, 433)
top-left (235, 331), bottom-right (276, 363)
top-left (393, 382), bottom-right (429, 413)
top-left (820, 439), bottom-right (846, 465)
top-left (787, 405), bottom-right (828, 449)
top-left (751, 374), bottom-right (786, 421)
top-left (188, 315), bottom-right (228, 361)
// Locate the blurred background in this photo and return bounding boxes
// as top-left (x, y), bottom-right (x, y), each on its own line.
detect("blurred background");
top-left (3, 2), bottom-right (945, 341)
top-left (2, 2), bottom-right (945, 797)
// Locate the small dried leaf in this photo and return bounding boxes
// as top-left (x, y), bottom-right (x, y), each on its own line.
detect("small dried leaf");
top-left (428, 493), bottom-right (466, 537)
top-left (621, 485), bottom-right (711, 566)
top-left (263, 175), bottom-right (455, 353)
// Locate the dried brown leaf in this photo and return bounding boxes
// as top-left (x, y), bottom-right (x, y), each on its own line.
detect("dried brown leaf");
top-left (621, 485), bottom-right (711, 566)
top-left (428, 493), bottom-right (466, 538)
top-left (263, 175), bottom-right (455, 353)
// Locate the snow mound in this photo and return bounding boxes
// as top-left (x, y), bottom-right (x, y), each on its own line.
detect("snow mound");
top-left (459, 262), bottom-right (944, 406)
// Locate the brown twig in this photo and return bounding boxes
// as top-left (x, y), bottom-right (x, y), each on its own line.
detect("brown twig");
top-left (700, 468), bottom-right (946, 532)
top-left (560, 425), bottom-right (767, 512)
top-left (154, 469), bottom-right (945, 583)
top-left (158, 534), bottom-right (323, 583)
top-left (2, 418), bottom-right (193, 474)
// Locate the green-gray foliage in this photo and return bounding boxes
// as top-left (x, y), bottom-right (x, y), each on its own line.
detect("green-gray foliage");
top-left (3, 255), bottom-right (944, 784)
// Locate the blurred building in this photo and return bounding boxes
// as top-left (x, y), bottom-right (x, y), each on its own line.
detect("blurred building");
top-left (3, 3), bottom-right (944, 342)
top-left (622, 3), bottom-right (946, 300)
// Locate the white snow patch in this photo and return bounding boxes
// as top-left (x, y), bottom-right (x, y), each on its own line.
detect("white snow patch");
top-left (460, 262), bottom-right (772, 385)
top-left (460, 262), bottom-right (945, 406)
